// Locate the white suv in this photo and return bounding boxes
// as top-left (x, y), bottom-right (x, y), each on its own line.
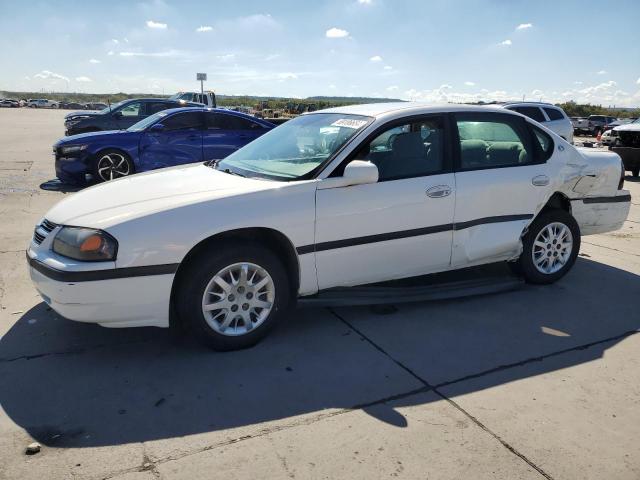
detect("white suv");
top-left (501, 102), bottom-right (573, 143)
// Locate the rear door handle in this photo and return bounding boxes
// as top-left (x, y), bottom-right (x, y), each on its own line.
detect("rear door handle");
top-left (426, 185), bottom-right (452, 198)
top-left (532, 175), bottom-right (549, 186)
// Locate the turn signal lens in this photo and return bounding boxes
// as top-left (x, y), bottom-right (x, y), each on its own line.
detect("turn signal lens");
top-left (80, 234), bottom-right (104, 252)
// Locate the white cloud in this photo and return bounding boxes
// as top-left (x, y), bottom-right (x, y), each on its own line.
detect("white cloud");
top-left (386, 85), bottom-right (399, 91)
top-left (120, 50), bottom-right (181, 58)
top-left (574, 81), bottom-right (583, 85)
top-left (637, 77), bottom-right (640, 84)
top-left (146, 20), bottom-right (167, 29)
top-left (277, 72), bottom-right (298, 80)
top-left (24, 76), bottom-right (30, 81)
top-left (328, 84), bottom-right (337, 89)
top-left (383, 65), bottom-right (392, 70)
top-left (107, 50), bottom-right (115, 56)
top-left (531, 89), bottom-right (544, 97)
top-left (326, 27), bottom-right (349, 38)
top-left (597, 70), bottom-right (607, 75)
top-left (370, 55), bottom-right (382, 62)
top-left (358, 0), bottom-right (372, 3)
top-left (464, 81), bottom-right (475, 86)
top-left (196, 25), bottom-right (213, 32)
top-left (516, 23), bottom-right (532, 30)
top-left (111, 39), bottom-right (119, 44)
top-left (216, 53), bottom-right (236, 61)
top-left (89, 58), bottom-right (100, 64)
top-left (500, 39), bottom-right (512, 46)
top-left (33, 70), bottom-right (69, 82)
top-left (75, 76), bottom-right (92, 82)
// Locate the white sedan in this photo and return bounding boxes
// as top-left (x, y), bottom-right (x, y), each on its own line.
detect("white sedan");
top-left (28, 103), bottom-right (631, 350)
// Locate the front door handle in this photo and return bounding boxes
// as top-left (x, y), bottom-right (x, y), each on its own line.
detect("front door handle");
top-left (426, 185), bottom-right (452, 198)
top-left (532, 175), bottom-right (549, 186)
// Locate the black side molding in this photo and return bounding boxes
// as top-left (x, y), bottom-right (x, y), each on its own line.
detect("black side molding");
top-left (27, 253), bottom-right (179, 282)
top-left (578, 194), bottom-right (631, 204)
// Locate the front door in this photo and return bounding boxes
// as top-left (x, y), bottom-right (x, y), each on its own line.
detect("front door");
top-left (451, 112), bottom-right (553, 266)
top-left (139, 111), bottom-right (204, 170)
top-left (314, 115), bottom-right (455, 289)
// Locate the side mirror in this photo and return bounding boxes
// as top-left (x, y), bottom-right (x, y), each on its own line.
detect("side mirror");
top-left (318, 160), bottom-right (379, 189)
top-left (148, 123), bottom-right (165, 132)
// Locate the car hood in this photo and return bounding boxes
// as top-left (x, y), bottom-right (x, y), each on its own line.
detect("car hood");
top-left (65, 110), bottom-right (101, 120)
top-left (44, 163), bottom-right (282, 228)
top-left (55, 130), bottom-right (138, 146)
top-left (613, 123), bottom-right (640, 132)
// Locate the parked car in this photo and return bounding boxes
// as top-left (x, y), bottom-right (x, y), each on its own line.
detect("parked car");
top-left (570, 117), bottom-right (590, 134)
top-left (28, 99), bottom-right (59, 108)
top-left (610, 118), bottom-right (640, 176)
top-left (60, 102), bottom-right (85, 110)
top-left (169, 91), bottom-right (216, 107)
top-left (0, 99), bottom-right (19, 108)
top-left (83, 102), bottom-right (108, 110)
top-left (501, 102), bottom-right (573, 142)
top-left (63, 98), bottom-right (202, 136)
top-left (28, 103), bottom-right (630, 350)
top-left (586, 115), bottom-right (617, 136)
top-left (54, 107), bottom-right (274, 184)
top-left (603, 118), bottom-right (636, 132)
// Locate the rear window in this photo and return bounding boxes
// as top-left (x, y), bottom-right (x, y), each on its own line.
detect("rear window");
top-left (543, 108), bottom-right (564, 121)
top-left (512, 106), bottom-right (546, 123)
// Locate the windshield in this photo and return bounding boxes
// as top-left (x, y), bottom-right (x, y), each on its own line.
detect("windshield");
top-left (127, 111), bottom-right (168, 132)
top-left (216, 113), bottom-right (371, 180)
top-left (169, 92), bottom-right (192, 101)
top-left (98, 100), bottom-right (126, 114)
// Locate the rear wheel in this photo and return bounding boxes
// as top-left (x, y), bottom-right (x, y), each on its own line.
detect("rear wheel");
top-left (516, 210), bottom-right (580, 284)
top-left (176, 242), bottom-right (291, 351)
top-left (93, 150), bottom-right (133, 182)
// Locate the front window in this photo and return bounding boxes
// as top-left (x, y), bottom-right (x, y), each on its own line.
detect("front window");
top-left (215, 113), bottom-right (371, 180)
top-left (120, 102), bottom-right (141, 116)
top-left (127, 111), bottom-right (168, 132)
top-left (98, 100), bottom-right (126, 114)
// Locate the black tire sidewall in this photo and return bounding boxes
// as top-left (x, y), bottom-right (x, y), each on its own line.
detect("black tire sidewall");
top-left (176, 242), bottom-right (291, 351)
top-left (92, 149), bottom-right (134, 183)
top-left (519, 210), bottom-right (581, 284)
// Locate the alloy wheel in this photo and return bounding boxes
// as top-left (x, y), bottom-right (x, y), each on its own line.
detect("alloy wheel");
top-left (201, 262), bottom-right (275, 336)
top-left (531, 222), bottom-right (573, 274)
top-left (97, 153), bottom-right (130, 181)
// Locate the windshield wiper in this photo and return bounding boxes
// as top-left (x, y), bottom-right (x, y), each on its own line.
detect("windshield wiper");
top-left (204, 158), bottom-right (222, 168)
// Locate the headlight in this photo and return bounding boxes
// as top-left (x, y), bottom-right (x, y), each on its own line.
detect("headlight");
top-left (52, 227), bottom-right (118, 261)
top-left (60, 144), bottom-right (88, 154)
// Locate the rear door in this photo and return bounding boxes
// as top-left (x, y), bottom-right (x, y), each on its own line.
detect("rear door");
top-left (138, 111), bottom-right (204, 170)
top-left (203, 112), bottom-right (267, 161)
top-left (451, 112), bottom-right (552, 267)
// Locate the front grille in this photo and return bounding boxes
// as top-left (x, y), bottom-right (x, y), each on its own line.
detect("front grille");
top-left (33, 219), bottom-right (58, 245)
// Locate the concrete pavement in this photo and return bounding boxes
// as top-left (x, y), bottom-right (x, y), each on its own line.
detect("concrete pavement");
top-left (0, 108), bottom-right (639, 479)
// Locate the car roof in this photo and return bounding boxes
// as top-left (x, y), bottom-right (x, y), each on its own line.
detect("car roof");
top-left (501, 101), bottom-right (560, 109)
top-left (154, 107), bottom-right (276, 126)
top-left (313, 102), bottom-right (511, 118)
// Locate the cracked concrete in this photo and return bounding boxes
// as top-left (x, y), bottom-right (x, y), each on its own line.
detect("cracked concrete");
top-left (1, 108), bottom-right (640, 479)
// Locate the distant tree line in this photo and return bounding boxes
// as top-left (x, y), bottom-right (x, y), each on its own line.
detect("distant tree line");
top-left (556, 101), bottom-right (639, 119)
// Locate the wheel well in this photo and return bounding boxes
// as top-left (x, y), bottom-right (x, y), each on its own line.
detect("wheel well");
top-left (541, 192), bottom-right (571, 215)
top-left (169, 227), bottom-right (300, 328)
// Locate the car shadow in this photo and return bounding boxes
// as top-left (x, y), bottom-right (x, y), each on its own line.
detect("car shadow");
top-left (0, 258), bottom-right (638, 448)
top-left (39, 179), bottom-right (88, 193)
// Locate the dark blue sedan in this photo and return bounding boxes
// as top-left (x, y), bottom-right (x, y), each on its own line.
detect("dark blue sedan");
top-left (54, 107), bottom-right (275, 184)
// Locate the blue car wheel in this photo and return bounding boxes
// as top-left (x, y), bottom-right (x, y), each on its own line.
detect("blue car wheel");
top-left (93, 150), bottom-right (134, 182)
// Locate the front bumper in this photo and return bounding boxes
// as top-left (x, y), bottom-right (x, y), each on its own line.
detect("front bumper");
top-left (54, 148), bottom-right (91, 184)
top-left (27, 246), bottom-right (173, 329)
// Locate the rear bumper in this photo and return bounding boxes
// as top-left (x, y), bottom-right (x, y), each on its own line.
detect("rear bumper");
top-left (571, 191), bottom-right (631, 235)
top-left (27, 250), bottom-right (173, 328)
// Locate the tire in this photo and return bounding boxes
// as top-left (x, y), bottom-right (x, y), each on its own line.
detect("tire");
top-left (516, 209), bottom-right (580, 285)
top-left (92, 149), bottom-right (134, 182)
top-left (176, 241), bottom-right (291, 351)
top-left (632, 168), bottom-right (639, 178)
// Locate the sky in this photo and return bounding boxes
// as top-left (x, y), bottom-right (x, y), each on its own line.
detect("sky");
top-left (1, 0), bottom-right (639, 106)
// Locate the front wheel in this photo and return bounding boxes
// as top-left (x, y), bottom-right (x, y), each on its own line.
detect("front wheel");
top-left (176, 242), bottom-right (291, 351)
top-left (516, 210), bottom-right (580, 284)
top-left (93, 150), bottom-right (134, 182)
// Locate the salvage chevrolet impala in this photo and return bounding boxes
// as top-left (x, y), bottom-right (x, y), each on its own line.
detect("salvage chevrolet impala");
top-left (27, 103), bottom-right (631, 350)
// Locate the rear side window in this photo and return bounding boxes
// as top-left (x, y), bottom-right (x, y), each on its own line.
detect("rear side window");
top-left (531, 125), bottom-right (554, 161)
top-left (543, 108), bottom-right (564, 121)
top-left (207, 113), bottom-right (261, 130)
top-left (162, 112), bottom-right (202, 131)
top-left (512, 106), bottom-right (546, 123)
top-left (146, 102), bottom-right (171, 115)
top-left (456, 114), bottom-right (534, 169)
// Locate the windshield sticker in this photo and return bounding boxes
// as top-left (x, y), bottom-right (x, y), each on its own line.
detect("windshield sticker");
top-left (331, 118), bottom-right (368, 129)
